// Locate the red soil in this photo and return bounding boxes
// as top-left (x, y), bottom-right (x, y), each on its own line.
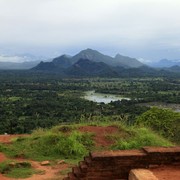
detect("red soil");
top-left (150, 165), bottom-right (180, 180)
top-left (79, 125), bottom-right (119, 147)
top-left (0, 135), bottom-right (70, 180)
top-left (0, 126), bottom-right (119, 179)
top-left (0, 153), bottom-right (7, 162)
top-left (0, 135), bottom-right (28, 144)
top-left (24, 160), bottom-right (70, 180)
top-left (0, 153), bottom-right (10, 180)
top-left (0, 129), bottom-right (180, 180)
top-left (0, 174), bottom-right (10, 180)
top-left (0, 154), bottom-right (70, 180)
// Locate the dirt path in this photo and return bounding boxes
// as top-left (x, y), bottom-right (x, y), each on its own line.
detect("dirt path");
top-left (23, 160), bottom-right (70, 180)
top-left (0, 135), bottom-right (28, 144)
top-left (0, 135), bottom-right (70, 180)
top-left (0, 153), bottom-right (70, 180)
top-left (150, 165), bottom-right (180, 180)
top-left (79, 125), bottom-right (119, 147)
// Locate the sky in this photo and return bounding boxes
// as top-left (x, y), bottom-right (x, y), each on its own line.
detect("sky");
top-left (0, 0), bottom-right (180, 62)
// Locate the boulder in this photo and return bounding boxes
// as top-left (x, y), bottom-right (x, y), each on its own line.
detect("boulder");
top-left (41, 161), bottom-right (50, 166)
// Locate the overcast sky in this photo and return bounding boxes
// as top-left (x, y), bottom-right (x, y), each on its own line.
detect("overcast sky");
top-left (0, 0), bottom-right (180, 62)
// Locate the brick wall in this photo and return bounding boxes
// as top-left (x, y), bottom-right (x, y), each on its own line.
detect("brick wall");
top-left (64, 146), bottom-right (180, 180)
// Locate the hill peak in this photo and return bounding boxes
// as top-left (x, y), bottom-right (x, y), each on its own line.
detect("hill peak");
top-left (115, 53), bottom-right (122, 58)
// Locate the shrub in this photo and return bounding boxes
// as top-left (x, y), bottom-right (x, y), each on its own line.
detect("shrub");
top-left (0, 160), bottom-right (34, 178)
top-left (136, 107), bottom-right (180, 143)
top-left (111, 127), bottom-right (172, 150)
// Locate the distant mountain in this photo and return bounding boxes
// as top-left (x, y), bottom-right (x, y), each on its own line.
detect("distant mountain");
top-left (72, 49), bottom-right (143, 67)
top-left (31, 49), bottom-right (180, 77)
top-left (65, 59), bottom-right (118, 77)
top-left (0, 61), bottom-right (41, 70)
top-left (32, 48), bottom-right (144, 73)
top-left (165, 65), bottom-right (180, 73)
top-left (71, 49), bottom-right (121, 67)
top-left (148, 59), bottom-right (180, 68)
top-left (32, 61), bottom-right (59, 71)
top-left (52, 55), bottom-right (72, 68)
top-left (114, 54), bottom-right (144, 68)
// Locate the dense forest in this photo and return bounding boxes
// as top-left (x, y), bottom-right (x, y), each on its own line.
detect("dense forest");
top-left (0, 71), bottom-right (179, 135)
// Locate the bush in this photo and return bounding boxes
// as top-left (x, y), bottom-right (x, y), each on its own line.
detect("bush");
top-left (111, 127), bottom-right (172, 150)
top-left (0, 160), bottom-right (34, 178)
top-left (136, 107), bottom-right (180, 143)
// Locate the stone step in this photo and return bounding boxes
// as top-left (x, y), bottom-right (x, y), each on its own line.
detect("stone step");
top-left (73, 166), bottom-right (85, 178)
top-left (67, 172), bottom-right (77, 180)
top-left (84, 156), bottom-right (92, 165)
top-left (79, 161), bottom-right (88, 172)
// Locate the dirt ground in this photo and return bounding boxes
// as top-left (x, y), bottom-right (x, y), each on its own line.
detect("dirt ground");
top-left (1, 128), bottom-right (179, 180)
top-left (0, 135), bottom-right (28, 144)
top-left (0, 134), bottom-right (71, 180)
top-left (150, 165), bottom-right (180, 180)
top-left (0, 126), bottom-right (119, 180)
top-left (0, 151), bottom-right (71, 180)
top-left (79, 125), bottom-right (119, 147)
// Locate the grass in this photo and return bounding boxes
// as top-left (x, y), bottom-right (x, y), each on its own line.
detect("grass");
top-left (0, 121), bottom-right (174, 163)
top-left (6, 167), bottom-right (37, 178)
top-left (111, 127), bottom-right (173, 150)
top-left (136, 107), bottom-right (180, 144)
top-left (0, 160), bottom-right (39, 178)
top-left (59, 168), bottom-right (72, 175)
top-left (2, 130), bottom-right (94, 161)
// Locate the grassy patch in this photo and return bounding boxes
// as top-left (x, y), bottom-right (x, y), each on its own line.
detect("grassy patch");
top-left (2, 129), bottom-right (94, 161)
top-left (0, 122), bottom-right (174, 163)
top-left (111, 127), bottom-right (173, 150)
top-left (0, 160), bottom-right (38, 178)
top-left (136, 107), bottom-right (180, 144)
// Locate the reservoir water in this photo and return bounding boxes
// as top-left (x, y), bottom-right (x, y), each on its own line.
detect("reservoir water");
top-left (84, 91), bottom-right (130, 104)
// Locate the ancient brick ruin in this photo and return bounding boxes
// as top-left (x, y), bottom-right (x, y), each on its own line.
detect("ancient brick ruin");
top-left (64, 146), bottom-right (180, 180)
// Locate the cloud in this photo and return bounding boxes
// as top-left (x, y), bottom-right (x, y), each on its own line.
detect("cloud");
top-left (138, 58), bottom-right (151, 63)
top-left (0, 55), bottom-right (25, 63)
top-left (0, 0), bottom-right (180, 60)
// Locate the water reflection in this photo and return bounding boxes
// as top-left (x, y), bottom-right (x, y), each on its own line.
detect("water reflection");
top-left (84, 91), bottom-right (130, 104)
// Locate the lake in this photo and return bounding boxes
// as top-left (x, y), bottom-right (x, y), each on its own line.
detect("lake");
top-left (84, 91), bottom-right (130, 104)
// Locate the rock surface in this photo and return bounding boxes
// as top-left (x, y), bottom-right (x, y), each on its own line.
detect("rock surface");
top-left (40, 161), bottom-right (50, 166)
top-left (129, 169), bottom-right (158, 180)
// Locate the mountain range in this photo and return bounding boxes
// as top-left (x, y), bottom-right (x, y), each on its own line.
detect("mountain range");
top-left (0, 49), bottom-right (179, 77)
top-left (32, 49), bottom-right (180, 77)
top-left (32, 49), bottom-right (148, 77)
top-left (148, 59), bottom-right (180, 68)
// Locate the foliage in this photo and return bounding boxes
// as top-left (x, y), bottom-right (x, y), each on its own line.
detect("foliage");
top-left (0, 122), bottom-right (174, 162)
top-left (0, 160), bottom-right (37, 178)
top-left (3, 129), bottom-right (94, 161)
top-left (136, 107), bottom-right (180, 143)
top-left (0, 78), bottom-right (155, 134)
top-left (111, 127), bottom-right (173, 150)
